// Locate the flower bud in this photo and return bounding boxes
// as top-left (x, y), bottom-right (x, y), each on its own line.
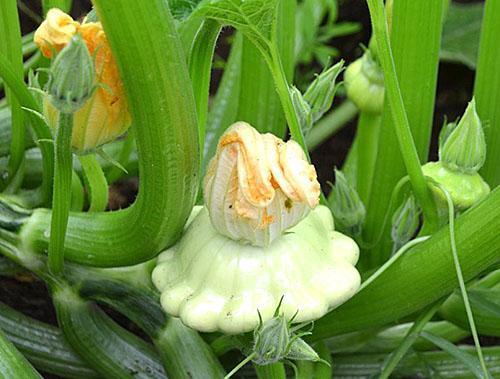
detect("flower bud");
top-left (438, 119), bottom-right (457, 153)
top-left (440, 99), bottom-right (486, 174)
top-left (204, 122), bottom-right (320, 247)
top-left (391, 195), bottom-right (420, 253)
top-left (36, 9), bottom-right (131, 152)
top-left (290, 86), bottom-right (312, 135)
top-left (344, 51), bottom-right (384, 114)
top-left (47, 34), bottom-right (95, 114)
top-left (328, 169), bottom-right (365, 236)
top-left (422, 161), bottom-right (490, 211)
top-left (253, 310), bottom-right (290, 365)
top-left (303, 61), bottom-right (343, 123)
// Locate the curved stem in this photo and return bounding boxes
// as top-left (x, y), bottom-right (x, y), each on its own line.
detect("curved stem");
top-left (70, 170), bottom-right (84, 211)
top-left (16, 0), bottom-right (199, 267)
top-left (78, 154), bottom-right (108, 212)
top-left (48, 112), bottom-right (73, 275)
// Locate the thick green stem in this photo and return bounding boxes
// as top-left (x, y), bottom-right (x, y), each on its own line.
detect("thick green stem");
top-left (78, 154), bottom-right (109, 212)
top-left (363, 0), bottom-right (443, 265)
top-left (356, 112), bottom-right (381, 205)
top-left (16, 0), bottom-right (199, 267)
top-left (0, 0), bottom-right (25, 192)
top-left (311, 187), bottom-right (500, 341)
top-left (48, 112), bottom-right (73, 275)
top-left (0, 328), bottom-right (42, 379)
top-left (254, 362), bottom-right (286, 379)
top-left (188, 19), bottom-right (222, 156)
top-left (475, 0), bottom-right (500, 187)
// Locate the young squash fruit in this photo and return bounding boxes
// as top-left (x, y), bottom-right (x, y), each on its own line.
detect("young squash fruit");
top-left (153, 122), bottom-right (361, 334)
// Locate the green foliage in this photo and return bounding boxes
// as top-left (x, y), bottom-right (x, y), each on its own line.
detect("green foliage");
top-left (441, 2), bottom-right (483, 69)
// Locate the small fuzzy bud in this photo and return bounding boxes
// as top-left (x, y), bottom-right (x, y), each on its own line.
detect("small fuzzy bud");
top-left (329, 169), bottom-right (366, 237)
top-left (253, 313), bottom-right (290, 365)
top-left (303, 61), bottom-right (343, 123)
top-left (47, 34), bottom-right (95, 114)
top-left (391, 196), bottom-right (421, 253)
top-left (344, 51), bottom-right (384, 114)
top-left (440, 99), bottom-right (486, 174)
top-left (290, 86), bottom-right (313, 135)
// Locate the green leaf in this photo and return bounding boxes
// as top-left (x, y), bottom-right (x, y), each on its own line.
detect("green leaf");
top-left (170, 0), bottom-right (205, 20)
top-left (441, 3), bottom-right (484, 69)
top-left (420, 331), bottom-right (489, 379)
top-left (198, 0), bottom-right (276, 54)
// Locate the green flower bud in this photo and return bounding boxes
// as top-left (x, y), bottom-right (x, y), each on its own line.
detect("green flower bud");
top-left (253, 301), bottom-right (290, 365)
top-left (303, 61), bottom-right (343, 123)
top-left (438, 119), bottom-right (457, 153)
top-left (422, 161), bottom-right (490, 211)
top-left (290, 86), bottom-right (313, 135)
top-left (391, 195), bottom-right (421, 253)
top-left (47, 34), bottom-right (95, 114)
top-left (344, 51), bottom-right (384, 114)
top-left (440, 99), bottom-right (486, 174)
top-left (328, 169), bottom-right (366, 236)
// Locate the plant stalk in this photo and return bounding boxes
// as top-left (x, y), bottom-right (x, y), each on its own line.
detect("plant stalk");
top-left (48, 112), bottom-right (73, 275)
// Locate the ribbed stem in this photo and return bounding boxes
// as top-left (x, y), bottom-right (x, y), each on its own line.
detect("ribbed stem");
top-left (0, 328), bottom-right (42, 379)
top-left (0, 0), bottom-right (26, 192)
top-left (0, 53), bottom-right (54, 205)
top-left (254, 362), bottom-right (286, 379)
top-left (78, 154), bottom-right (109, 212)
top-left (189, 19), bottom-right (221, 157)
top-left (48, 112), bottom-right (73, 275)
top-left (18, 0), bottom-right (199, 267)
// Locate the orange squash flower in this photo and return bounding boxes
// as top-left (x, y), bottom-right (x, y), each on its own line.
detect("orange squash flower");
top-left (35, 8), bottom-right (131, 152)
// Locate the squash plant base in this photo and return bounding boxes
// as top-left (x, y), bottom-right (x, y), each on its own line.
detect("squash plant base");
top-left (152, 205), bottom-right (361, 334)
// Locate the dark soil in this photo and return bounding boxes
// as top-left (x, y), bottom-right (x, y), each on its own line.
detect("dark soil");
top-left (1, 1), bottom-right (491, 378)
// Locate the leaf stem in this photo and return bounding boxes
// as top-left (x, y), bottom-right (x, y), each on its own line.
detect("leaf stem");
top-left (48, 112), bottom-right (73, 275)
top-left (437, 183), bottom-right (490, 377)
top-left (78, 154), bottom-right (109, 212)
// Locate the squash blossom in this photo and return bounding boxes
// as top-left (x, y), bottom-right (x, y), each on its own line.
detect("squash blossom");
top-left (153, 122), bottom-right (361, 334)
top-left (34, 8), bottom-right (131, 153)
